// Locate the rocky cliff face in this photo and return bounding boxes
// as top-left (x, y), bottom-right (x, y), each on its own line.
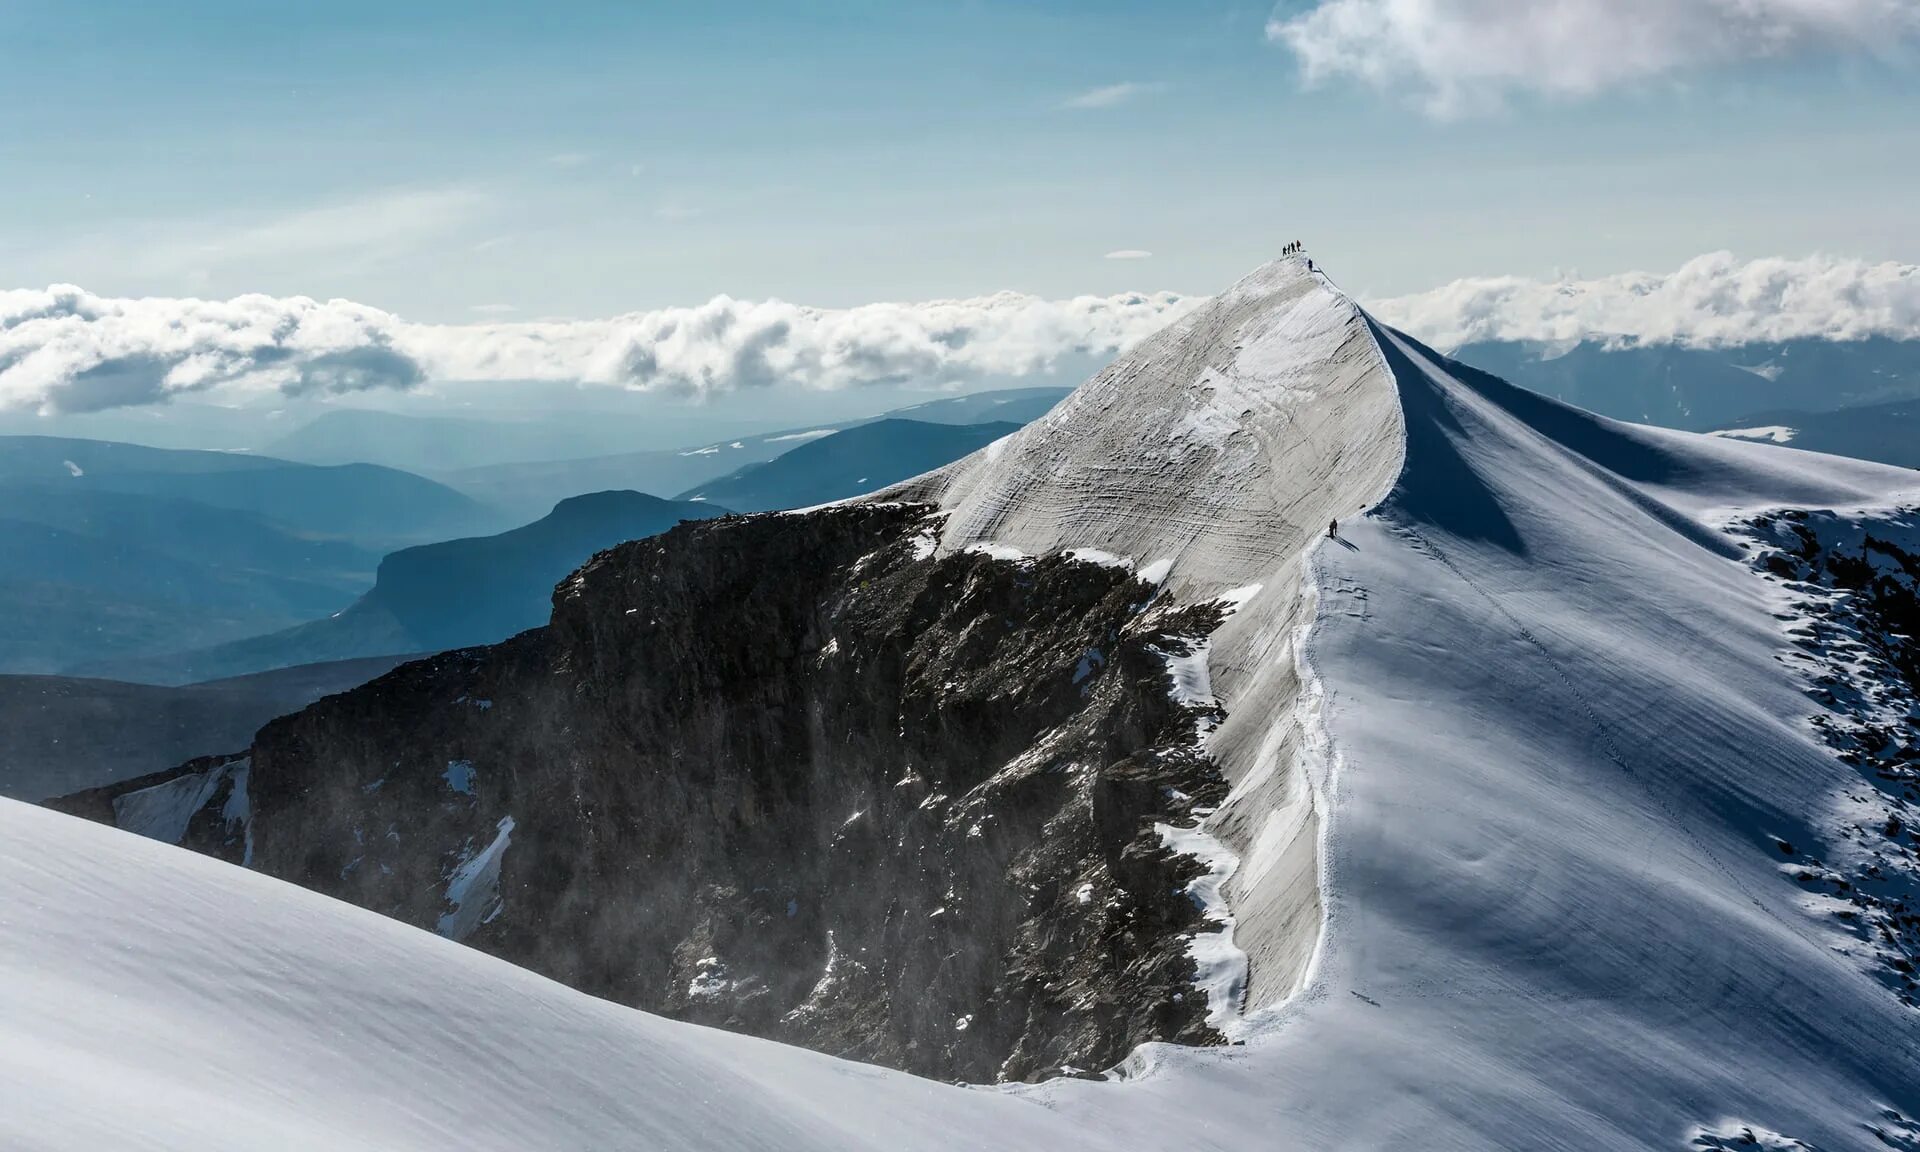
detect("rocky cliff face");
top-left (63, 502), bottom-right (1241, 1082)
top-left (1738, 507), bottom-right (1920, 1008)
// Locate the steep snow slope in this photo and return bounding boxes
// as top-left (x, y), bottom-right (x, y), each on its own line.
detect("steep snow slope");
top-left (10, 256), bottom-right (1920, 1149)
top-left (907, 256), bottom-right (1920, 1147)
top-left (896, 256), bottom-right (1405, 1009)
top-left (0, 797), bottom-right (1097, 1152)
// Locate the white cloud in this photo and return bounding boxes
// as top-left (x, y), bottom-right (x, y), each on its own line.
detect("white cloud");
top-left (1104, 250), bottom-right (1153, 260)
top-left (1367, 252), bottom-right (1920, 349)
top-left (468, 304), bottom-right (518, 314)
top-left (1060, 81), bottom-right (1167, 110)
top-left (0, 285), bottom-right (1199, 414)
top-left (1268, 0), bottom-right (1920, 115)
top-left (25, 250), bottom-right (1904, 414)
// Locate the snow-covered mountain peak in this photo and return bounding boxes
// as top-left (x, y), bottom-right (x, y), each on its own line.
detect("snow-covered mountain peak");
top-left (903, 253), bottom-right (1399, 603)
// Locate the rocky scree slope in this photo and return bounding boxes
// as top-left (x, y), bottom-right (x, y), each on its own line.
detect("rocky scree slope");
top-left (62, 502), bottom-right (1248, 1083)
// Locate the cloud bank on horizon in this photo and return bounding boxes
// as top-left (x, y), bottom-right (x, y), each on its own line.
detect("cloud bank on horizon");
top-left (1269, 0), bottom-right (1918, 114)
top-left (1368, 252), bottom-right (1920, 350)
top-left (5, 253), bottom-right (1916, 413)
top-left (0, 286), bottom-right (1197, 414)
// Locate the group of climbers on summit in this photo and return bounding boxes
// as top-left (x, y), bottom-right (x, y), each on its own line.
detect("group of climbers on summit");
top-left (1284, 240), bottom-right (1315, 273)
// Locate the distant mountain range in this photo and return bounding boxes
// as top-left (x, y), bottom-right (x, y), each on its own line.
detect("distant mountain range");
top-left (0, 435), bottom-right (500, 674)
top-left (437, 388), bottom-right (1071, 523)
top-left (679, 419), bottom-right (1022, 513)
top-left (1454, 336), bottom-right (1920, 433)
top-left (0, 655), bottom-right (412, 801)
top-left (877, 388), bottom-right (1070, 428)
top-left (1706, 396), bottom-right (1920, 469)
top-left (0, 435), bottom-right (500, 546)
top-left (5, 392), bottom-right (1069, 682)
top-left (437, 424), bottom-right (859, 525)
top-left (261, 408), bottom-right (775, 473)
top-left (79, 490), bottom-right (722, 685)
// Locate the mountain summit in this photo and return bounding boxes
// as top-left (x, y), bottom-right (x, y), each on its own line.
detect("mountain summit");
top-left (19, 255), bottom-right (1920, 1150)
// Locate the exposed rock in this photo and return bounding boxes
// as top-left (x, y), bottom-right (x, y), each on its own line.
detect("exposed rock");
top-left (58, 502), bottom-right (1241, 1082)
top-left (1737, 507), bottom-right (1920, 1009)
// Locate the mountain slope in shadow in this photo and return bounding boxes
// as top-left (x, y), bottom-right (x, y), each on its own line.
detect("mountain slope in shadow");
top-left (679, 418), bottom-right (1021, 512)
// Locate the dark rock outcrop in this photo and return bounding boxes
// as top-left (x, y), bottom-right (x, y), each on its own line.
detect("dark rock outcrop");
top-left (60, 503), bottom-right (1238, 1082)
top-left (1739, 508), bottom-right (1920, 1008)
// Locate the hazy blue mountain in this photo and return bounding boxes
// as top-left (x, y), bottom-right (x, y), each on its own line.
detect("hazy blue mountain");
top-left (0, 486), bottom-right (379, 589)
top-left (0, 655), bottom-right (413, 801)
top-left (261, 408), bottom-right (761, 473)
top-left (444, 388), bottom-right (1066, 523)
top-left (678, 418), bottom-right (1020, 513)
top-left (437, 422), bottom-right (864, 523)
top-left (0, 436), bottom-right (499, 672)
top-left (368, 489), bottom-right (724, 651)
top-left (884, 387), bottom-right (1069, 426)
top-left (0, 401), bottom-right (274, 452)
top-left (0, 512), bottom-right (371, 675)
top-left (1706, 396), bottom-right (1920, 469)
top-left (79, 490), bottom-right (724, 684)
top-left (0, 435), bottom-right (503, 547)
top-left (0, 485), bottom-right (380, 672)
top-left (1454, 336), bottom-right (1920, 432)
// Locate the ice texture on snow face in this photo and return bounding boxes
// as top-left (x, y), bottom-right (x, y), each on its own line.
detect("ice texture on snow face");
top-left (1158, 641), bottom-right (1214, 711)
top-left (443, 760), bottom-right (476, 795)
top-left (437, 815), bottom-right (513, 940)
top-left (1156, 820), bottom-right (1247, 1035)
top-left (111, 757), bottom-right (249, 846)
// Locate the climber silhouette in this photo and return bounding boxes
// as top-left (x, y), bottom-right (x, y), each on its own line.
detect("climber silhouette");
top-left (1328, 518), bottom-right (1338, 539)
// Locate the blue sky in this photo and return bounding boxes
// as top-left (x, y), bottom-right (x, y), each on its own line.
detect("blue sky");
top-left (1, 0), bottom-right (1916, 322)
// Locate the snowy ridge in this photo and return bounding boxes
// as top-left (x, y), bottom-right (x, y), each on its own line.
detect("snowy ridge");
top-left (11, 254), bottom-right (1920, 1148)
top-left (892, 253), bottom-right (1406, 1012)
